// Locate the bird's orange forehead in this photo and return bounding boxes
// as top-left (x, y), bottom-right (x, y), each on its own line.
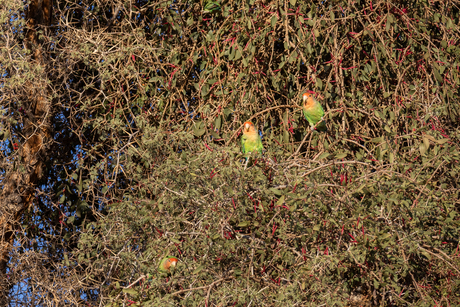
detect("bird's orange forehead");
top-left (166, 258), bottom-right (178, 268)
top-left (302, 92), bottom-right (312, 99)
top-left (302, 92), bottom-right (316, 108)
top-left (243, 121), bottom-right (254, 130)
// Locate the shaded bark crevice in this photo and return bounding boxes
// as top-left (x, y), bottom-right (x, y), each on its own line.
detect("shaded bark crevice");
top-left (0, 0), bottom-right (53, 303)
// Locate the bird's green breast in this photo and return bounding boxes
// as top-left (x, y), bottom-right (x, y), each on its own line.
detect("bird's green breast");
top-left (242, 133), bottom-right (263, 154)
top-left (303, 102), bottom-right (324, 123)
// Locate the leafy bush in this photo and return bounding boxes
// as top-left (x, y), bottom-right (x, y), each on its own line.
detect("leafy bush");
top-left (1, 0), bottom-right (460, 305)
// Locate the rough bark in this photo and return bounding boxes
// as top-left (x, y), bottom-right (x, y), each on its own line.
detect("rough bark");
top-left (0, 0), bottom-right (53, 303)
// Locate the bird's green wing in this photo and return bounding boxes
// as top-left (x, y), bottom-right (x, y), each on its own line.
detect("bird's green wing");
top-left (316, 103), bottom-right (325, 118)
top-left (203, 0), bottom-right (221, 13)
top-left (302, 109), bottom-right (316, 126)
top-left (241, 135), bottom-right (248, 154)
top-left (245, 139), bottom-right (255, 153)
top-left (158, 257), bottom-right (169, 273)
top-left (158, 256), bottom-right (177, 274)
top-left (316, 119), bottom-right (327, 131)
top-left (256, 137), bottom-right (263, 154)
top-left (303, 103), bottom-right (327, 131)
top-left (242, 134), bottom-right (263, 154)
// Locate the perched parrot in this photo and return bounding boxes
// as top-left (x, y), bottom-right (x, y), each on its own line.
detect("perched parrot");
top-left (158, 256), bottom-right (179, 275)
top-left (202, 0), bottom-right (221, 14)
top-left (241, 121), bottom-right (263, 155)
top-left (302, 92), bottom-right (327, 131)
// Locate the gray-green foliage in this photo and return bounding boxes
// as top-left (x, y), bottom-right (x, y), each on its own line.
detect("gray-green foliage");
top-left (1, 0), bottom-right (460, 305)
top-left (77, 127), bottom-right (460, 306)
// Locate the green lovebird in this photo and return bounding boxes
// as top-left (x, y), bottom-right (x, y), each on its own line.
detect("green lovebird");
top-left (241, 121), bottom-right (263, 154)
top-left (302, 92), bottom-right (327, 131)
top-left (158, 256), bottom-right (179, 275)
top-left (202, 0), bottom-right (221, 14)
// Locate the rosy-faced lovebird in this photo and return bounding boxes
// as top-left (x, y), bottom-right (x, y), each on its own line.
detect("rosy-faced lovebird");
top-left (203, 0), bottom-right (221, 14)
top-left (158, 256), bottom-right (179, 275)
top-left (302, 92), bottom-right (327, 131)
top-left (241, 121), bottom-right (263, 154)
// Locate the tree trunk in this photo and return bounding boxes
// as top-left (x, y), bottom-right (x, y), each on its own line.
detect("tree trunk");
top-left (0, 0), bottom-right (53, 303)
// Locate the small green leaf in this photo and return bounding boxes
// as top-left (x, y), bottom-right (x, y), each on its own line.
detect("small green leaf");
top-left (283, 110), bottom-right (288, 124)
top-left (123, 288), bottom-right (138, 296)
top-left (271, 15), bottom-right (277, 28)
top-left (235, 49), bottom-right (242, 60)
top-left (283, 129), bottom-right (289, 144)
top-left (193, 121), bottom-right (206, 137)
top-left (276, 195), bottom-right (285, 207)
top-left (67, 216), bottom-right (75, 225)
top-left (335, 152), bottom-right (347, 159)
top-left (317, 152), bottom-right (330, 160)
top-left (206, 31), bottom-right (214, 42)
top-left (420, 249), bottom-right (432, 260)
top-left (269, 188), bottom-right (283, 196)
top-left (211, 129), bottom-right (220, 139)
top-left (201, 84), bottom-right (210, 97)
top-left (433, 69), bottom-right (443, 83)
top-left (316, 78), bottom-right (323, 90)
top-left (356, 184), bottom-right (366, 193)
top-left (193, 265), bottom-right (204, 274)
top-left (384, 125), bottom-right (391, 133)
top-left (419, 143), bottom-right (427, 156)
top-left (215, 116), bottom-right (222, 130)
top-left (228, 46), bottom-right (236, 60)
top-left (423, 137), bottom-right (430, 150)
top-left (436, 138), bottom-right (450, 144)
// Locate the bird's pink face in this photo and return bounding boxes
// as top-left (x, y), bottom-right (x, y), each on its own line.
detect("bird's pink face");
top-left (302, 92), bottom-right (312, 101)
top-left (165, 258), bottom-right (178, 270)
top-left (243, 121), bottom-right (255, 133)
top-left (302, 92), bottom-right (315, 107)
